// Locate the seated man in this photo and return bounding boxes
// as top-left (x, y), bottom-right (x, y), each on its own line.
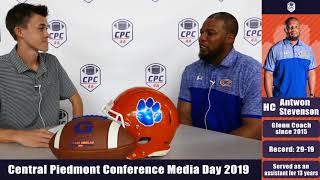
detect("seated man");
top-left (178, 12), bottom-right (261, 140)
top-left (0, 3), bottom-right (83, 147)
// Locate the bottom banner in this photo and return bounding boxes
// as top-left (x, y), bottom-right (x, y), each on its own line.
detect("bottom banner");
top-left (0, 160), bottom-right (261, 179)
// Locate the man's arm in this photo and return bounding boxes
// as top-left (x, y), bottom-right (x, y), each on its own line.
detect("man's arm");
top-left (0, 128), bottom-right (53, 147)
top-left (264, 46), bottom-right (276, 97)
top-left (308, 69), bottom-right (316, 97)
top-left (0, 93), bottom-right (53, 147)
top-left (240, 60), bottom-right (262, 140)
top-left (69, 92), bottom-right (83, 118)
top-left (230, 118), bottom-right (261, 140)
top-left (177, 100), bottom-right (192, 126)
top-left (264, 71), bottom-right (273, 97)
top-left (55, 57), bottom-right (83, 116)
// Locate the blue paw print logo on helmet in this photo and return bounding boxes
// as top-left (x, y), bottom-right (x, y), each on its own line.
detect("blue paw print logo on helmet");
top-left (136, 98), bottom-right (162, 126)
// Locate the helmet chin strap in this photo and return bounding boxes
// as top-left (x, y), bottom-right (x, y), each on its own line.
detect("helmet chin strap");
top-left (101, 101), bottom-right (126, 128)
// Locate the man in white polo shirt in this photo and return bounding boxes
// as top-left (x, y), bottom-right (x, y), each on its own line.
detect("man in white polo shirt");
top-left (0, 3), bottom-right (83, 147)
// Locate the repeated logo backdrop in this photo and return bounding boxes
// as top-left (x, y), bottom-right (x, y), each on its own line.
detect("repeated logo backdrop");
top-left (0, 0), bottom-right (261, 122)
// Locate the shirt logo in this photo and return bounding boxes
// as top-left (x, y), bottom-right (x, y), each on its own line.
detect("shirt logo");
top-left (80, 64), bottom-right (101, 92)
top-left (16, 0), bottom-right (28, 2)
top-left (196, 75), bottom-right (203, 81)
top-left (112, 19), bottom-right (133, 47)
top-left (48, 20), bottom-right (67, 48)
top-left (244, 17), bottom-right (262, 46)
top-left (58, 109), bottom-right (69, 125)
top-left (287, 1), bottom-right (296, 13)
top-left (83, 0), bottom-right (93, 2)
top-left (178, 18), bottom-right (199, 47)
top-left (298, 51), bottom-right (308, 58)
top-left (145, 63), bottom-right (166, 90)
top-left (219, 79), bottom-right (232, 88)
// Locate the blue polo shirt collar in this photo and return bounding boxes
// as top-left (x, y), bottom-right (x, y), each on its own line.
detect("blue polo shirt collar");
top-left (217, 48), bottom-right (237, 67)
top-left (283, 39), bottom-right (303, 46)
top-left (204, 48), bottom-right (237, 68)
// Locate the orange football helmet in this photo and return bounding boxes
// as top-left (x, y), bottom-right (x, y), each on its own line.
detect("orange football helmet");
top-left (102, 87), bottom-right (179, 159)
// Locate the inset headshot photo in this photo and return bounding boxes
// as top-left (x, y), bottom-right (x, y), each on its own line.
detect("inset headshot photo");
top-left (262, 15), bottom-right (320, 98)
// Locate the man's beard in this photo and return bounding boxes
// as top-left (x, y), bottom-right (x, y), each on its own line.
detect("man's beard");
top-left (287, 34), bottom-right (300, 41)
top-left (199, 46), bottom-right (224, 63)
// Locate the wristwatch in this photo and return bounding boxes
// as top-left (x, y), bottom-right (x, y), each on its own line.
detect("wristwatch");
top-left (309, 93), bottom-right (315, 97)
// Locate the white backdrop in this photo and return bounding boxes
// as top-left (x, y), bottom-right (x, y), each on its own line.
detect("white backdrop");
top-left (0, 0), bottom-right (261, 123)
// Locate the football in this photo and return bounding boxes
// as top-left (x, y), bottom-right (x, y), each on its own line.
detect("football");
top-left (180, 19), bottom-right (196, 30)
top-left (114, 20), bottom-right (131, 30)
top-left (147, 64), bottom-right (165, 74)
top-left (246, 19), bottom-right (261, 29)
top-left (49, 21), bottom-right (65, 31)
top-left (49, 115), bottom-right (136, 159)
top-left (82, 65), bottom-right (99, 75)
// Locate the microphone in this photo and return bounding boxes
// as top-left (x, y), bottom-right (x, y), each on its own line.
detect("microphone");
top-left (34, 85), bottom-right (41, 92)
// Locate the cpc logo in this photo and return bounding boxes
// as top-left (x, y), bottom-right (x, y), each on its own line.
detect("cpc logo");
top-left (244, 17), bottom-right (261, 46)
top-left (112, 19), bottom-right (133, 47)
top-left (58, 109), bottom-right (69, 125)
top-left (48, 20), bottom-right (67, 48)
top-left (178, 18), bottom-right (199, 47)
top-left (287, 1), bottom-right (296, 13)
top-left (145, 63), bottom-right (166, 90)
top-left (74, 121), bottom-right (93, 134)
top-left (80, 64), bottom-right (101, 92)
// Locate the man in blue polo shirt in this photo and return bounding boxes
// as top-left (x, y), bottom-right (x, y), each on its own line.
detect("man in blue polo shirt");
top-left (178, 12), bottom-right (262, 140)
top-left (264, 17), bottom-right (316, 97)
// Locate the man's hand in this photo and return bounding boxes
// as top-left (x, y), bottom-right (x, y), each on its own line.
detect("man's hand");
top-left (230, 118), bottom-right (262, 140)
top-left (13, 129), bottom-right (54, 148)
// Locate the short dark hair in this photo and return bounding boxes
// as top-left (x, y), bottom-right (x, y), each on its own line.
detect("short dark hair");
top-left (284, 17), bottom-right (299, 29)
top-left (207, 12), bottom-right (238, 37)
top-left (5, 3), bottom-right (48, 40)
